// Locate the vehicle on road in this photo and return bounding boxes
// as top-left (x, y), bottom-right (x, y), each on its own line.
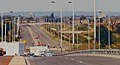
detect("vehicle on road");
top-left (45, 51), bottom-right (54, 57)
top-left (0, 42), bottom-right (24, 56)
top-left (27, 52), bottom-right (35, 57)
top-left (0, 48), bottom-right (6, 56)
top-left (29, 46), bottom-right (49, 57)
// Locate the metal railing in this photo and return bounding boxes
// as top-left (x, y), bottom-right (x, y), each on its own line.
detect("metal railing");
top-left (78, 49), bottom-right (120, 55)
top-left (59, 49), bottom-right (120, 56)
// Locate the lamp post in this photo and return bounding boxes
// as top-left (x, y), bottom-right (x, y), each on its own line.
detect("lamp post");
top-left (17, 16), bottom-right (20, 39)
top-left (0, 13), bottom-right (6, 42)
top-left (68, 1), bottom-right (72, 50)
top-left (77, 24), bottom-right (79, 49)
top-left (93, 0), bottom-right (96, 49)
top-left (10, 11), bottom-right (16, 42)
top-left (51, 0), bottom-right (55, 35)
top-left (9, 11), bottom-right (13, 42)
top-left (68, 20), bottom-right (71, 49)
top-left (72, 0), bottom-right (75, 50)
top-left (88, 19), bottom-right (90, 50)
top-left (1, 13), bottom-right (3, 42)
top-left (4, 23), bottom-right (6, 42)
top-left (108, 11), bottom-right (111, 49)
top-left (60, 0), bottom-right (63, 53)
top-left (13, 17), bottom-right (16, 41)
top-left (98, 11), bottom-right (101, 49)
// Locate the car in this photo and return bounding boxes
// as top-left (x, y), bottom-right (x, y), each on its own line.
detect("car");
top-left (45, 51), bottom-right (54, 57)
top-left (27, 52), bottom-right (35, 57)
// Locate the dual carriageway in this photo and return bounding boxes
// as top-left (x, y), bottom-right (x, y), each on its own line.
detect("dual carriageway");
top-left (19, 22), bottom-right (120, 65)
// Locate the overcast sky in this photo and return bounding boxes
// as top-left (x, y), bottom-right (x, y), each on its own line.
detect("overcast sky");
top-left (0, 0), bottom-right (120, 12)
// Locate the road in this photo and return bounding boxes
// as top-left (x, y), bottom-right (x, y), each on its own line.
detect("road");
top-left (20, 25), bottom-right (34, 47)
top-left (27, 55), bottom-right (120, 65)
top-left (20, 23), bottom-right (120, 65)
top-left (25, 25), bottom-right (61, 48)
top-left (20, 23), bottom-right (67, 53)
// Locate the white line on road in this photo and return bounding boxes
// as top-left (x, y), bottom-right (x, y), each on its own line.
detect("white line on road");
top-left (64, 57), bottom-right (88, 65)
top-left (34, 25), bottom-right (55, 43)
top-left (25, 57), bottom-right (31, 65)
top-left (27, 26), bottom-right (38, 45)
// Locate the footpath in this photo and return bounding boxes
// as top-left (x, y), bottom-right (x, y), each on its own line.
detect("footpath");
top-left (0, 56), bottom-right (13, 65)
top-left (8, 56), bottom-right (26, 65)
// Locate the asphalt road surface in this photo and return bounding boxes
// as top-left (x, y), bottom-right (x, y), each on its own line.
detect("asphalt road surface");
top-left (20, 23), bottom-right (120, 65)
top-left (20, 25), bottom-right (34, 47)
top-left (20, 24), bottom-right (61, 48)
top-left (30, 25), bottom-right (61, 48)
top-left (27, 55), bottom-right (120, 65)
top-left (20, 24), bottom-right (66, 53)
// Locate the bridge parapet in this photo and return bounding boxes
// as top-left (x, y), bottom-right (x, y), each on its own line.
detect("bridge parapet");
top-left (75, 49), bottom-right (120, 55)
top-left (59, 49), bottom-right (120, 56)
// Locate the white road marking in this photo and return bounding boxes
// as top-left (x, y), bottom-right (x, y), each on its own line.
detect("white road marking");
top-left (25, 57), bottom-right (31, 65)
top-left (65, 57), bottom-right (85, 64)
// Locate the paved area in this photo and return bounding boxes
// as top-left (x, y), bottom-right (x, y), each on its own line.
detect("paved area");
top-left (0, 56), bottom-right (13, 65)
top-left (27, 55), bottom-right (120, 65)
top-left (8, 56), bottom-right (26, 65)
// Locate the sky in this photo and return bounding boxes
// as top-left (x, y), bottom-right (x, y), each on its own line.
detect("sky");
top-left (0, 0), bottom-right (120, 13)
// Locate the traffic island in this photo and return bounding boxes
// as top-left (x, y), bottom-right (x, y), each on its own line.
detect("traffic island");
top-left (8, 56), bottom-right (26, 65)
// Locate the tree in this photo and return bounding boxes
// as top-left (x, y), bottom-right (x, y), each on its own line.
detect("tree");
top-left (96, 25), bottom-right (113, 48)
top-left (113, 16), bottom-right (119, 24)
top-left (50, 13), bottom-right (55, 22)
top-left (116, 23), bottom-right (120, 34)
top-left (80, 15), bottom-right (87, 20)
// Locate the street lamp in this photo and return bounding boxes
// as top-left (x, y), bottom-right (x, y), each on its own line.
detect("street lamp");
top-left (98, 11), bottom-right (102, 49)
top-left (9, 11), bottom-right (13, 42)
top-left (4, 22), bottom-right (7, 42)
top-left (13, 17), bottom-right (16, 41)
top-left (10, 11), bottom-right (16, 42)
top-left (1, 13), bottom-right (3, 42)
top-left (51, 0), bottom-right (55, 35)
top-left (93, 0), bottom-right (96, 49)
top-left (17, 16), bottom-right (20, 39)
top-left (68, 0), bottom-right (72, 50)
top-left (1, 13), bottom-right (7, 42)
top-left (108, 11), bottom-right (111, 49)
top-left (60, 0), bottom-right (63, 53)
top-left (76, 24), bottom-right (79, 49)
top-left (87, 19), bottom-right (90, 50)
top-left (72, 0), bottom-right (75, 50)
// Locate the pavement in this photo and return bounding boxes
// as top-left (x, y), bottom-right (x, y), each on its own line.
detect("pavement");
top-left (0, 56), bottom-right (13, 65)
top-left (8, 56), bottom-right (26, 65)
